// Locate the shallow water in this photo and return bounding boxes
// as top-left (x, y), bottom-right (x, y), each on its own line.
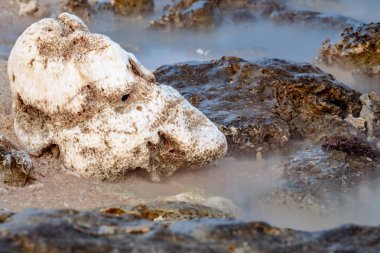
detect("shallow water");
top-left (89, 16), bottom-right (338, 69)
top-left (3, 153), bottom-right (380, 231)
top-left (1, 0), bottom-right (380, 231)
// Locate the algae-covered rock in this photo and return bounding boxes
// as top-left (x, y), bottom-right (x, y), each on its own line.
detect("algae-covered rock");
top-left (317, 23), bottom-right (380, 78)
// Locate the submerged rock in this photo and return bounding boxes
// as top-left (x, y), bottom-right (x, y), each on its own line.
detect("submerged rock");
top-left (1, 207), bottom-right (380, 252)
top-left (269, 10), bottom-right (358, 30)
top-left (149, 0), bottom-right (222, 31)
top-left (156, 57), bottom-right (380, 210)
top-left (287, 0), bottom-right (342, 10)
top-left (63, 0), bottom-right (96, 17)
top-left (150, 0), bottom-right (285, 30)
top-left (157, 192), bottom-right (238, 217)
top-left (0, 135), bottom-right (33, 187)
top-left (217, 0), bottom-right (285, 16)
top-left (359, 93), bottom-right (380, 142)
top-left (267, 92), bottom-right (380, 211)
top-left (64, 0), bottom-right (154, 17)
top-left (8, 13), bottom-right (227, 181)
top-left (270, 138), bottom-right (380, 212)
top-left (155, 57), bottom-right (362, 155)
top-left (322, 136), bottom-right (378, 158)
top-left (317, 23), bottom-right (380, 78)
top-left (112, 0), bottom-right (154, 16)
top-left (150, 0), bottom-right (356, 31)
top-left (99, 199), bottom-right (232, 222)
top-left (131, 201), bottom-right (232, 222)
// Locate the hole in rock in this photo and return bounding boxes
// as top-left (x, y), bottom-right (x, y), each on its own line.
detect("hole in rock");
top-left (121, 94), bottom-right (130, 102)
top-left (39, 144), bottom-right (60, 158)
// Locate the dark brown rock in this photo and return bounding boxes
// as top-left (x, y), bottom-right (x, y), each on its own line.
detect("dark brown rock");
top-left (270, 141), bottom-right (380, 212)
top-left (64, 0), bottom-right (154, 18)
top-left (150, 0), bottom-right (357, 31)
top-left (63, 0), bottom-right (95, 18)
top-left (131, 201), bottom-right (232, 222)
top-left (360, 92), bottom-right (380, 140)
top-left (217, 0), bottom-right (285, 16)
top-left (269, 10), bottom-right (359, 30)
top-left (321, 136), bottom-right (377, 158)
top-left (317, 23), bottom-right (380, 78)
top-left (231, 9), bottom-right (257, 23)
top-left (155, 57), bottom-right (380, 211)
top-left (269, 92), bottom-right (380, 210)
top-left (0, 209), bottom-right (14, 223)
top-left (1, 207), bottom-right (380, 252)
top-left (149, 0), bottom-right (285, 30)
top-left (98, 200), bottom-right (232, 222)
top-left (155, 57), bottom-right (362, 155)
top-left (0, 135), bottom-right (34, 187)
top-left (149, 0), bottom-right (222, 31)
top-left (64, 0), bottom-right (90, 10)
top-left (113, 0), bottom-right (154, 16)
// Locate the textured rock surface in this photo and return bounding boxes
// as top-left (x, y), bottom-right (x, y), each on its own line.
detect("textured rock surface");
top-left (270, 138), bottom-right (380, 212)
top-left (317, 23), bottom-right (380, 78)
top-left (149, 0), bottom-right (222, 31)
top-left (322, 136), bottom-right (378, 158)
top-left (0, 135), bottom-right (33, 187)
top-left (157, 192), bottom-right (238, 217)
top-left (112, 0), bottom-right (154, 16)
top-left (8, 13), bottom-right (227, 181)
top-left (64, 0), bottom-right (154, 17)
top-left (359, 92), bottom-right (380, 143)
top-left (149, 0), bottom-right (285, 30)
top-left (98, 198), bottom-right (233, 222)
top-left (155, 57), bottom-right (380, 211)
top-left (63, 0), bottom-right (96, 18)
top-left (150, 0), bottom-right (356, 31)
top-left (155, 57), bottom-right (362, 155)
top-left (269, 10), bottom-right (358, 29)
top-left (1, 207), bottom-right (380, 252)
top-left (130, 200), bottom-right (233, 222)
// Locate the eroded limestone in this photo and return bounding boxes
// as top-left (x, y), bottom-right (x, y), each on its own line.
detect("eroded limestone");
top-left (317, 23), bottom-right (380, 78)
top-left (8, 13), bottom-right (227, 181)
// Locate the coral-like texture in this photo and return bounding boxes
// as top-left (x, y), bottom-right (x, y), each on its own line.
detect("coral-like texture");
top-left (8, 13), bottom-right (227, 181)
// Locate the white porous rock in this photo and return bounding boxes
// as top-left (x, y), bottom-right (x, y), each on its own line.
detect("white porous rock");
top-left (8, 13), bottom-right (227, 181)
